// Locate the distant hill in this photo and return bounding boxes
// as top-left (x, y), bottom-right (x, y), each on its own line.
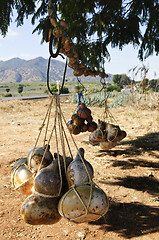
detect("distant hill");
top-left (0, 57), bottom-right (113, 83)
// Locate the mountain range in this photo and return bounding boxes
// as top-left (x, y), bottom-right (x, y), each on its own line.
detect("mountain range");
top-left (0, 57), bottom-right (113, 83)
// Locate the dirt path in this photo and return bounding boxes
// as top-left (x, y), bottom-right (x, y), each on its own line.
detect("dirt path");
top-left (0, 97), bottom-right (159, 240)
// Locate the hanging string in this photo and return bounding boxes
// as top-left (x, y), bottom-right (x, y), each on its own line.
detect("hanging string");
top-left (28, 96), bottom-right (54, 170)
top-left (103, 95), bottom-right (118, 124)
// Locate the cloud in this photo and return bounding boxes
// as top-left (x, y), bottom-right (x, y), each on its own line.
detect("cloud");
top-left (0, 28), bottom-right (19, 39)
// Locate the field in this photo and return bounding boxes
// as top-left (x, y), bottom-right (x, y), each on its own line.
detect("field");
top-left (0, 81), bottom-right (101, 97)
top-left (0, 93), bottom-right (159, 240)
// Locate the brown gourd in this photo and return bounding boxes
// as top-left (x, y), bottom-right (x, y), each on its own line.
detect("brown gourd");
top-left (67, 148), bottom-right (94, 186)
top-left (34, 159), bottom-right (62, 197)
top-left (21, 193), bottom-right (61, 225)
top-left (27, 145), bottom-right (53, 172)
top-left (58, 184), bottom-right (109, 223)
top-left (11, 158), bottom-right (34, 195)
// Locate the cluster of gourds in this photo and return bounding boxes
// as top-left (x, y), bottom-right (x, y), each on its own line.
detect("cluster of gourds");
top-left (49, 18), bottom-right (108, 78)
top-left (11, 146), bottom-right (109, 225)
top-left (89, 119), bottom-right (127, 150)
top-left (67, 103), bottom-right (97, 135)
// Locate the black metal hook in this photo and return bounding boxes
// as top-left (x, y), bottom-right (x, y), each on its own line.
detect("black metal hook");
top-left (47, 56), bottom-right (68, 96)
top-left (49, 31), bottom-right (62, 58)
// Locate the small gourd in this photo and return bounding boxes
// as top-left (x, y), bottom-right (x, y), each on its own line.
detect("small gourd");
top-left (27, 145), bottom-right (53, 172)
top-left (106, 123), bottom-right (119, 142)
top-left (67, 123), bottom-right (81, 135)
top-left (114, 130), bottom-right (127, 142)
top-left (86, 115), bottom-right (93, 124)
top-left (59, 20), bottom-right (68, 30)
top-left (11, 158), bottom-right (34, 195)
top-left (80, 123), bottom-right (88, 132)
top-left (89, 120), bottom-right (107, 145)
top-left (72, 115), bottom-right (84, 126)
top-left (67, 148), bottom-right (94, 186)
top-left (87, 121), bottom-right (97, 132)
top-left (21, 193), bottom-right (61, 225)
top-left (77, 106), bottom-right (91, 119)
top-left (100, 141), bottom-right (117, 150)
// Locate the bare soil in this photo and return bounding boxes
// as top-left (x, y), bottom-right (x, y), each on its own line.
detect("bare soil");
top-left (0, 96), bottom-right (159, 240)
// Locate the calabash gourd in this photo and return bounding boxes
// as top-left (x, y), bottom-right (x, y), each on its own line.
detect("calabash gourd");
top-left (34, 159), bottom-right (62, 197)
top-left (106, 123), bottom-right (119, 142)
top-left (21, 193), bottom-right (61, 225)
top-left (27, 145), bottom-right (53, 172)
top-left (58, 184), bottom-right (109, 223)
top-left (11, 158), bottom-right (34, 195)
top-left (100, 141), bottom-right (117, 150)
top-left (67, 148), bottom-right (94, 186)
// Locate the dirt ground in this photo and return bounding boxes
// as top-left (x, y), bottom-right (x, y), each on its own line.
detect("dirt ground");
top-left (0, 96), bottom-right (159, 240)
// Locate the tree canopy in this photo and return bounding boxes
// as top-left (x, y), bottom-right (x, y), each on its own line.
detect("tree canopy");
top-left (0, 0), bottom-right (159, 73)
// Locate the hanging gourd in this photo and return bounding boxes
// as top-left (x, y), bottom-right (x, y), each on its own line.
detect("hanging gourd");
top-left (66, 148), bottom-right (94, 187)
top-left (21, 193), bottom-right (61, 225)
top-left (53, 25), bottom-right (64, 38)
top-left (59, 20), bottom-right (68, 30)
top-left (34, 159), bottom-right (62, 197)
top-left (58, 184), bottom-right (109, 223)
top-left (67, 86), bottom-right (97, 135)
top-left (89, 97), bottom-right (127, 150)
top-left (27, 144), bottom-right (53, 172)
top-left (11, 158), bottom-right (34, 195)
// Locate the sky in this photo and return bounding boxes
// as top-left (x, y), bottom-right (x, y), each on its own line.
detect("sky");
top-left (0, 17), bottom-right (159, 81)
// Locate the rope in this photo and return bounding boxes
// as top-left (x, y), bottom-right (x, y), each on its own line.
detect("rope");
top-left (28, 96), bottom-right (54, 169)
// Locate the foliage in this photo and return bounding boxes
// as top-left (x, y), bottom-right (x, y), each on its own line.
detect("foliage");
top-left (74, 85), bottom-right (83, 93)
top-left (0, 1), bottom-right (158, 70)
top-left (45, 84), bottom-right (69, 94)
top-left (106, 84), bottom-right (121, 92)
top-left (110, 93), bottom-right (135, 108)
top-left (112, 74), bottom-right (131, 88)
top-left (60, 86), bottom-right (69, 94)
top-left (5, 87), bottom-right (10, 93)
top-left (71, 91), bottom-right (115, 107)
top-left (50, 83), bottom-right (58, 93)
top-left (149, 79), bottom-right (159, 92)
top-left (17, 85), bottom-right (23, 94)
top-left (3, 93), bottom-right (12, 97)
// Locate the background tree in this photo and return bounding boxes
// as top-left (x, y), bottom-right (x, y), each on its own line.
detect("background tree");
top-left (112, 74), bottom-right (131, 88)
top-left (0, 1), bottom-right (158, 72)
top-left (106, 84), bottom-right (121, 92)
top-left (149, 79), bottom-right (159, 92)
top-left (5, 87), bottom-right (10, 93)
top-left (17, 85), bottom-right (23, 94)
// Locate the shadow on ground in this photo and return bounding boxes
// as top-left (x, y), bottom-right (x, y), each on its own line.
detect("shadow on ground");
top-left (89, 200), bottom-right (159, 239)
top-left (100, 175), bottom-right (159, 197)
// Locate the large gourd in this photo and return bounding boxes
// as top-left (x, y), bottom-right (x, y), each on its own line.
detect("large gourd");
top-left (58, 184), bottom-right (109, 223)
top-left (21, 193), bottom-right (61, 225)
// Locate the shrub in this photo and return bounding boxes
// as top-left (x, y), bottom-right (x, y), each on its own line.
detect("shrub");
top-left (74, 85), bottom-right (83, 93)
top-left (60, 86), bottom-right (69, 94)
top-left (4, 93), bottom-right (12, 97)
top-left (106, 84), bottom-right (121, 92)
top-left (17, 85), bottom-right (23, 94)
top-left (6, 87), bottom-right (10, 93)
